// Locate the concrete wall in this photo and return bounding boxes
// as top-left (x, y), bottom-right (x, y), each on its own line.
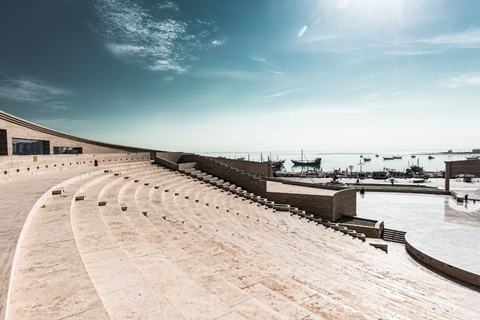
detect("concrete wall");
top-left (264, 188), bottom-right (356, 222)
top-left (156, 152), bottom-right (184, 164)
top-left (179, 154), bottom-right (268, 195)
top-left (406, 237), bottom-right (480, 288)
top-left (445, 160), bottom-right (480, 190)
top-left (336, 221), bottom-right (383, 238)
top-left (0, 111), bottom-right (152, 156)
top-left (0, 152), bottom-right (151, 183)
top-left (155, 152), bottom-right (182, 170)
top-left (209, 157), bottom-right (273, 177)
top-left (332, 189), bottom-right (357, 221)
top-left (265, 191), bottom-right (334, 220)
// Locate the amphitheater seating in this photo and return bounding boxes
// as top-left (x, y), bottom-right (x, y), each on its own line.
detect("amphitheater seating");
top-left (3, 162), bottom-right (480, 319)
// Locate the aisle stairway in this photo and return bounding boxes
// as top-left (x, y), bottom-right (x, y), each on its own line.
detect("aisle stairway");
top-left (382, 228), bottom-right (407, 244)
top-left (5, 163), bottom-right (480, 319)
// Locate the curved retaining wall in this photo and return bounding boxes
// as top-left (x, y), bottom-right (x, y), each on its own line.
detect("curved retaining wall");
top-left (405, 236), bottom-right (480, 288)
top-left (0, 153), bottom-right (151, 184)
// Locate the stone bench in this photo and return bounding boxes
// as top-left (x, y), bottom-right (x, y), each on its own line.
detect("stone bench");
top-left (52, 188), bottom-right (65, 195)
top-left (273, 204), bottom-right (291, 211)
top-left (75, 193), bottom-right (87, 201)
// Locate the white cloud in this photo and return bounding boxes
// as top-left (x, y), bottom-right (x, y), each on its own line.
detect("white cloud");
top-left (93, 0), bottom-right (218, 73)
top-left (363, 93), bottom-right (380, 102)
top-left (212, 39), bottom-right (226, 46)
top-left (418, 29), bottom-right (480, 48)
top-left (382, 50), bottom-right (439, 56)
top-left (194, 69), bottom-right (261, 80)
top-left (0, 75), bottom-right (72, 109)
top-left (273, 105), bottom-right (370, 119)
top-left (250, 56), bottom-right (267, 63)
top-left (149, 60), bottom-right (188, 74)
top-left (158, 1), bottom-right (179, 11)
top-left (443, 74), bottom-right (480, 88)
top-left (301, 28), bottom-right (480, 57)
top-left (257, 88), bottom-right (305, 101)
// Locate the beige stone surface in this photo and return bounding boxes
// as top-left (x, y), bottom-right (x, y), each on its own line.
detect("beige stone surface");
top-left (0, 166), bottom-right (103, 319)
top-left (3, 164), bottom-right (480, 319)
top-left (267, 181), bottom-right (337, 196)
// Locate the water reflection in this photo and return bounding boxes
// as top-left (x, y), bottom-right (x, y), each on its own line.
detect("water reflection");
top-left (444, 197), bottom-right (480, 227)
top-left (357, 193), bottom-right (480, 232)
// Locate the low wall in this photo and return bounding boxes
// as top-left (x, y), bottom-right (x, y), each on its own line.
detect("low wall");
top-left (179, 154), bottom-right (267, 195)
top-left (445, 159), bottom-right (480, 190)
top-left (264, 191), bottom-right (334, 221)
top-left (0, 152), bottom-right (151, 183)
top-left (337, 221), bottom-right (383, 238)
top-left (264, 188), bottom-right (356, 222)
top-left (332, 189), bottom-right (357, 221)
top-left (208, 157), bottom-right (273, 177)
top-left (405, 237), bottom-right (480, 288)
top-left (156, 152), bottom-right (184, 164)
top-left (155, 153), bottom-right (180, 170)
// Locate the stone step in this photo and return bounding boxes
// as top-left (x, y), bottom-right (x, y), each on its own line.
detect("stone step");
top-left (382, 228), bottom-right (407, 244)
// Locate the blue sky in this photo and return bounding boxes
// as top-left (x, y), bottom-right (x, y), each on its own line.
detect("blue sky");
top-left (1, 0), bottom-right (479, 153)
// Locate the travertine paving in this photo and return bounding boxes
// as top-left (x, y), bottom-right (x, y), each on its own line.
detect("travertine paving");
top-left (3, 164), bottom-right (480, 319)
top-left (0, 166), bottom-right (104, 319)
top-left (357, 192), bottom-right (480, 282)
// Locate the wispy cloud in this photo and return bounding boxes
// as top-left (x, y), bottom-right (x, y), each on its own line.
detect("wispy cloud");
top-left (211, 39), bottom-right (226, 46)
top-left (257, 88), bottom-right (305, 101)
top-left (301, 28), bottom-right (480, 57)
top-left (249, 56), bottom-right (267, 63)
top-left (92, 0), bottom-right (218, 73)
top-left (278, 105), bottom-right (370, 118)
top-left (382, 50), bottom-right (439, 56)
top-left (158, 1), bottom-right (179, 11)
top-left (443, 73), bottom-right (480, 88)
top-left (194, 68), bottom-right (262, 80)
top-left (0, 75), bottom-right (72, 109)
top-left (268, 70), bottom-right (286, 75)
top-left (417, 29), bottom-right (480, 48)
top-left (363, 93), bottom-right (380, 102)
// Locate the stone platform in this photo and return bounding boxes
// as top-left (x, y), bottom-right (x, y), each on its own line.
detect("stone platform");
top-left (357, 192), bottom-right (480, 287)
top-left (2, 166), bottom-right (480, 319)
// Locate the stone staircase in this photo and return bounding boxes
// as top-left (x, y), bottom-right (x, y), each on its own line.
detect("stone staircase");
top-left (5, 162), bottom-right (480, 319)
top-left (382, 228), bottom-right (407, 244)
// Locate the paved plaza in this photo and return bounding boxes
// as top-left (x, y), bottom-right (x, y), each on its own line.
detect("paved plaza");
top-left (357, 192), bottom-right (480, 282)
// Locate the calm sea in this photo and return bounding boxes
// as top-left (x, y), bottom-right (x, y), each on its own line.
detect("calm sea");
top-left (198, 151), bottom-right (475, 173)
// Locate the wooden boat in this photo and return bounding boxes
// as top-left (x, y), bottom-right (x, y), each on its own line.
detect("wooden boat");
top-left (413, 178), bottom-right (426, 183)
top-left (428, 155), bottom-right (435, 160)
top-left (363, 157), bottom-right (372, 162)
top-left (466, 155), bottom-right (480, 160)
top-left (291, 150), bottom-right (321, 166)
top-left (383, 156), bottom-right (394, 160)
top-left (392, 156), bottom-right (402, 159)
top-left (272, 159), bottom-right (285, 170)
